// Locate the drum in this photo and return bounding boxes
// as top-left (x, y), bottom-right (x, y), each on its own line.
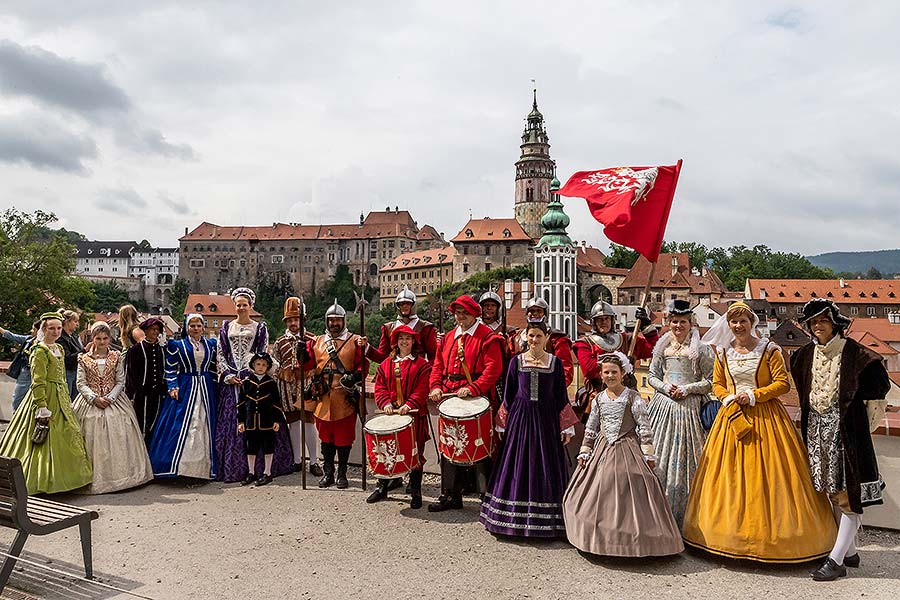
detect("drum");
top-left (438, 396), bottom-right (493, 465)
top-left (364, 414), bottom-right (419, 479)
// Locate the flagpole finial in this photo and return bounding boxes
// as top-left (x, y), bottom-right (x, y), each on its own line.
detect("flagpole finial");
top-left (531, 79), bottom-right (537, 108)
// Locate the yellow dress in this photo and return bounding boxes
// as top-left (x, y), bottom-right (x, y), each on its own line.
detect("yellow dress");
top-left (682, 339), bottom-right (837, 563)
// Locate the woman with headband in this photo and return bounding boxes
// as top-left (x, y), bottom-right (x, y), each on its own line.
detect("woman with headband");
top-left (216, 287), bottom-right (293, 482)
top-left (563, 352), bottom-right (682, 557)
top-left (149, 313), bottom-right (219, 480)
top-left (0, 312), bottom-right (93, 494)
top-left (682, 301), bottom-right (836, 563)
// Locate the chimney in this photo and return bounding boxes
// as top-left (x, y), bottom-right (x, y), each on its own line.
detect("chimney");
top-left (184, 227), bottom-right (188, 236)
top-left (839, 278), bottom-right (846, 288)
top-left (395, 205), bottom-right (399, 212)
top-left (671, 255), bottom-right (678, 277)
top-left (385, 206), bottom-right (390, 212)
top-left (759, 289), bottom-right (767, 300)
top-left (359, 213), bottom-right (364, 226)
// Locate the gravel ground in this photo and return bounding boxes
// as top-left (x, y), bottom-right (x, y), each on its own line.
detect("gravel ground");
top-left (1, 467), bottom-right (899, 600)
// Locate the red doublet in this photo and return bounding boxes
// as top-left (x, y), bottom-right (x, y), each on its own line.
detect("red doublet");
top-left (367, 320), bottom-right (438, 363)
top-left (429, 323), bottom-right (504, 404)
top-left (573, 330), bottom-right (659, 382)
top-left (374, 355), bottom-right (432, 463)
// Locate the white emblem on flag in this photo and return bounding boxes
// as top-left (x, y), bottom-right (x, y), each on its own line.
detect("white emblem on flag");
top-left (580, 167), bottom-right (659, 205)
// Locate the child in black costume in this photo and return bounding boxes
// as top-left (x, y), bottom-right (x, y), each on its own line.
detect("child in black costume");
top-left (238, 352), bottom-right (285, 487)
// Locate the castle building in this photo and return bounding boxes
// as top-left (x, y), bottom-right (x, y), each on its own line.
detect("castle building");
top-left (379, 246), bottom-right (456, 307)
top-left (514, 90), bottom-right (556, 241)
top-left (178, 208), bottom-right (445, 295)
top-left (450, 217), bottom-right (532, 281)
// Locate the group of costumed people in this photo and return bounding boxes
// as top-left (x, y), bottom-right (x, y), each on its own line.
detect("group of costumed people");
top-left (0, 284), bottom-right (889, 581)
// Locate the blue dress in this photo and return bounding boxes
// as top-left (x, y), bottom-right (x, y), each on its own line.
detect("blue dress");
top-left (148, 337), bottom-right (218, 479)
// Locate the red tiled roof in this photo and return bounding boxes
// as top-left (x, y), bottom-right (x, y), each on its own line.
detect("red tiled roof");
top-left (620, 254), bottom-right (726, 295)
top-left (450, 218), bottom-right (532, 243)
top-left (362, 210), bottom-right (416, 227)
top-left (847, 331), bottom-right (898, 356)
top-left (889, 372), bottom-right (900, 387)
top-left (846, 317), bottom-right (900, 343)
top-left (381, 246), bottom-right (455, 272)
top-left (416, 224), bottom-right (444, 242)
top-left (576, 246), bottom-right (629, 276)
top-left (747, 279), bottom-right (900, 305)
top-left (184, 294), bottom-right (262, 318)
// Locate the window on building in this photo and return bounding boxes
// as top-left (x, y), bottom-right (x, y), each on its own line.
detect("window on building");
top-left (505, 245), bottom-right (511, 255)
top-left (462, 246), bottom-right (469, 255)
top-left (867, 306), bottom-right (876, 316)
top-left (239, 259), bottom-right (246, 268)
top-left (194, 303), bottom-right (203, 312)
top-left (484, 245), bottom-right (491, 256)
top-left (796, 306), bottom-right (803, 314)
top-left (190, 259), bottom-right (205, 268)
top-left (485, 262), bottom-right (492, 271)
top-left (212, 319), bottom-right (219, 328)
top-left (778, 306), bottom-right (787, 314)
top-left (885, 307), bottom-right (892, 315)
top-left (463, 264), bottom-right (469, 274)
top-left (655, 293), bottom-right (662, 302)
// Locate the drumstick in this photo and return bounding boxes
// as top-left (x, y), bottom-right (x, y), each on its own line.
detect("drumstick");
top-left (373, 409), bottom-right (419, 414)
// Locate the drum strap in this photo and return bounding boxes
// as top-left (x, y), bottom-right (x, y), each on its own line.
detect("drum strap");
top-left (456, 336), bottom-right (474, 386)
top-left (393, 361), bottom-right (404, 406)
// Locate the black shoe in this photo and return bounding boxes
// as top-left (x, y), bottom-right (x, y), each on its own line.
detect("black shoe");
top-left (240, 473), bottom-right (257, 486)
top-left (309, 463), bottom-right (324, 477)
top-left (427, 494), bottom-right (463, 512)
top-left (318, 473), bottom-right (335, 488)
top-left (410, 494), bottom-right (422, 509)
top-left (291, 463), bottom-right (302, 473)
top-left (336, 470), bottom-right (349, 489)
top-left (256, 474), bottom-right (273, 487)
top-left (812, 558), bottom-right (847, 581)
top-left (843, 553), bottom-right (860, 568)
top-left (386, 478), bottom-right (403, 491)
top-left (366, 484), bottom-right (388, 504)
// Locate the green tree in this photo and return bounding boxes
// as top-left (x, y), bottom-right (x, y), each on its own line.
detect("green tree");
top-left (604, 244), bottom-right (639, 268)
top-left (89, 281), bottom-right (131, 313)
top-left (0, 208), bottom-right (94, 358)
top-left (170, 277), bottom-right (191, 318)
top-left (865, 266), bottom-right (884, 279)
top-left (254, 271), bottom-right (297, 338)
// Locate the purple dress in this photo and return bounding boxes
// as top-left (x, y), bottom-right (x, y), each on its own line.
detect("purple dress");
top-left (216, 320), bottom-right (293, 482)
top-left (480, 354), bottom-right (570, 537)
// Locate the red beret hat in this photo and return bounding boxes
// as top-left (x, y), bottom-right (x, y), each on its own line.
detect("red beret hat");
top-left (390, 324), bottom-right (420, 348)
top-left (449, 294), bottom-right (482, 318)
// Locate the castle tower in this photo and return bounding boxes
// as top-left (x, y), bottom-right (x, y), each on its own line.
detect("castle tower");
top-left (514, 89), bottom-right (556, 241)
top-left (534, 177), bottom-right (577, 340)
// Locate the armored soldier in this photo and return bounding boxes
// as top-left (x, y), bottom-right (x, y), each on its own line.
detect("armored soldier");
top-left (360, 286), bottom-right (438, 363)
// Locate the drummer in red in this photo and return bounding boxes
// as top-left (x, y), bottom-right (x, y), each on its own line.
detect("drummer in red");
top-left (369, 324), bottom-right (431, 508)
top-left (427, 294), bottom-right (504, 512)
top-left (508, 298), bottom-right (575, 386)
top-left (359, 286), bottom-right (438, 363)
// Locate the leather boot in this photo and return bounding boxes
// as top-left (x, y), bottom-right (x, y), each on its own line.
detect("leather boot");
top-left (366, 479), bottom-right (389, 504)
top-left (336, 446), bottom-right (350, 489)
top-left (427, 493), bottom-right (462, 512)
top-left (318, 442), bottom-right (336, 488)
top-left (409, 470), bottom-right (423, 509)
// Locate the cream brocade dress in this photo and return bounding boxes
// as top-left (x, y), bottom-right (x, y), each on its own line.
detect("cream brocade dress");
top-left (73, 351), bottom-right (154, 494)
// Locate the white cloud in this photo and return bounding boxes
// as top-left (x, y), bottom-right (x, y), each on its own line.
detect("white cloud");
top-left (0, 1), bottom-right (897, 254)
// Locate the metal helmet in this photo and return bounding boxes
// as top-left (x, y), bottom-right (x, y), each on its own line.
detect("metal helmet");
top-left (525, 297), bottom-right (550, 315)
top-left (479, 290), bottom-right (502, 310)
top-left (325, 299), bottom-right (346, 319)
top-left (395, 285), bottom-right (417, 312)
top-left (589, 300), bottom-right (616, 321)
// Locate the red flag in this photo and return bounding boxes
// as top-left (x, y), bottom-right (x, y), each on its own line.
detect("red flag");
top-left (557, 159), bottom-right (682, 262)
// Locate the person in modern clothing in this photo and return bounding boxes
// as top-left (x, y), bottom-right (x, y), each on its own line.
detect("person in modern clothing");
top-left (646, 299), bottom-right (715, 527)
top-left (791, 298), bottom-right (891, 581)
top-left (118, 304), bottom-right (144, 352)
top-left (562, 352), bottom-right (683, 556)
top-left (480, 320), bottom-right (578, 537)
top-left (0, 312), bottom-right (93, 494)
top-left (149, 313), bottom-right (218, 479)
top-left (72, 321), bottom-right (153, 494)
top-left (58, 309), bottom-right (84, 398)
top-left (682, 302), bottom-right (837, 563)
top-left (0, 320), bottom-right (40, 411)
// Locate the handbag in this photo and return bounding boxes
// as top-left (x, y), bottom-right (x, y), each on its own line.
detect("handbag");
top-left (699, 399), bottom-right (722, 431)
top-left (32, 408), bottom-right (51, 445)
top-left (6, 343), bottom-right (29, 380)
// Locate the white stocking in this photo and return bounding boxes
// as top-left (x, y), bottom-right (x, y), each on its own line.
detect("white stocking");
top-left (263, 454), bottom-right (273, 476)
top-left (246, 455), bottom-right (255, 472)
top-left (829, 513), bottom-right (860, 565)
top-left (288, 422), bottom-right (304, 464)
top-left (304, 421), bottom-right (319, 463)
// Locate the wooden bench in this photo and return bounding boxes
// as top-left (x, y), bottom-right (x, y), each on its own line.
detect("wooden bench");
top-left (0, 456), bottom-right (98, 593)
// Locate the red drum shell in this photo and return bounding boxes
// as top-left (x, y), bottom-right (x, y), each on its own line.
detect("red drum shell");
top-left (437, 396), bottom-right (493, 465)
top-left (364, 414), bottom-right (419, 479)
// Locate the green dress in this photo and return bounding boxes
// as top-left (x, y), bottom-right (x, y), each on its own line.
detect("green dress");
top-left (0, 343), bottom-right (93, 494)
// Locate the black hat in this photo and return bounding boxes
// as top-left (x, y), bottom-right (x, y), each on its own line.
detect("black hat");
top-left (665, 299), bottom-right (693, 316)
top-left (798, 298), bottom-right (852, 326)
top-left (249, 352), bottom-right (273, 369)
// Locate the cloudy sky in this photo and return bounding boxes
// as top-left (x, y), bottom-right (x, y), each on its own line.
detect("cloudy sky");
top-left (1, 1), bottom-right (898, 255)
